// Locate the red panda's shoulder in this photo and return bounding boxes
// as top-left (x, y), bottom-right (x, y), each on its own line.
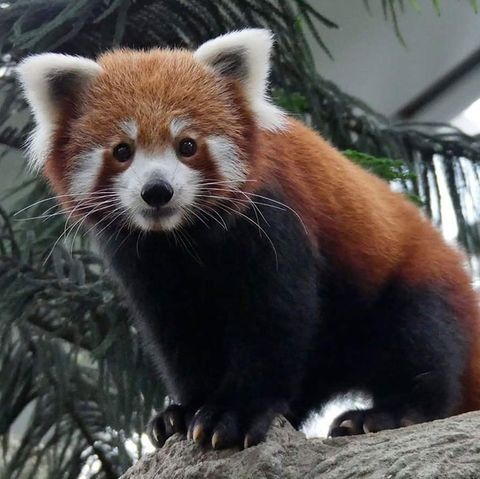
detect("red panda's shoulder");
top-left (248, 118), bottom-right (456, 291)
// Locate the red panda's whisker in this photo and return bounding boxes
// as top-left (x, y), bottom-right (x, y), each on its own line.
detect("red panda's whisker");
top-left (17, 197), bottom-right (119, 222)
top-left (181, 230), bottom-right (202, 264)
top-left (198, 179), bottom-right (257, 186)
top-left (197, 192), bottom-right (269, 230)
top-left (87, 205), bottom-right (127, 240)
top-left (93, 213), bottom-right (123, 253)
top-left (92, 205), bottom-right (133, 247)
top-left (227, 190), bottom-right (310, 234)
top-left (45, 199), bottom-right (121, 258)
top-left (46, 195), bottom-right (119, 218)
top-left (43, 204), bottom-right (109, 266)
top-left (69, 203), bottom-right (127, 257)
top-left (202, 204), bottom-right (229, 230)
top-left (193, 194), bottom-right (285, 219)
top-left (189, 203), bottom-right (226, 230)
top-left (134, 228), bottom-right (147, 259)
top-left (13, 190), bottom-right (119, 216)
top-left (69, 202), bottom-right (124, 253)
top-left (15, 210), bottom-right (69, 222)
top-left (240, 193), bottom-right (269, 230)
top-left (40, 201), bottom-right (79, 219)
top-left (107, 225), bottom-right (132, 259)
top-left (65, 201), bottom-right (119, 231)
top-left (58, 198), bottom-right (119, 235)
top-left (68, 213), bottom-right (93, 255)
top-left (182, 206), bottom-right (210, 229)
top-left (190, 203), bottom-right (228, 230)
top-left (17, 202), bottom-right (105, 222)
top-left (13, 195), bottom-right (84, 216)
top-left (216, 202), bottom-right (278, 269)
top-left (105, 210), bottom-right (139, 259)
top-left (197, 188), bottom-right (282, 224)
top-left (171, 226), bottom-right (201, 264)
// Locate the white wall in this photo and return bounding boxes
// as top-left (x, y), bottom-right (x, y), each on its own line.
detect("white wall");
top-left (306, 0), bottom-right (480, 120)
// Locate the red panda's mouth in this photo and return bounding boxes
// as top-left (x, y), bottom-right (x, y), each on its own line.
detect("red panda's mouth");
top-left (141, 206), bottom-right (177, 220)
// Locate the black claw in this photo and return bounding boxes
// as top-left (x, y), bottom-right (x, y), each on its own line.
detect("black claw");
top-left (329, 410), bottom-right (365, 437)
top-left (329, 408), bottom-right (410, 437)
top-left (189, 406), bottom-right (219, 445)
top-left (147, 414), bottom-right (167, 448)
top-left (147, 404), bottom-right (189, 448)
top-left (164, 404), bottom-right (187, 435)
top-left (211, 412), bottom-right (241, 449)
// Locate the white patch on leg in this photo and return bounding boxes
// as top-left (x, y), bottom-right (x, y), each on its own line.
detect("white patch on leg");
top-left (206, 135), bottom-right (246, 185)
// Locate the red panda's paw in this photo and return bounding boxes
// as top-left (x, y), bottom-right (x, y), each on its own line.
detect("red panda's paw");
top-left (328, 408), bottom-right (423, 437)
top-left (147, 404), bottom-right (190, 448)
top-left (187, 402), bottom-right (285, 450)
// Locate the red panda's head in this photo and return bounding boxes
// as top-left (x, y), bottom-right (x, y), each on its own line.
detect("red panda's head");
top-left (17, 29), bottom-right (286, 232)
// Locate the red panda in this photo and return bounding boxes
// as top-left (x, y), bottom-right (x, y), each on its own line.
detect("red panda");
top-left (17, 29), bottom-right (480, 449)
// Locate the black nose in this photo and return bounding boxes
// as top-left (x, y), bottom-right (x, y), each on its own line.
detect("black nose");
top-left (141, 180), bottom-right (174, 207)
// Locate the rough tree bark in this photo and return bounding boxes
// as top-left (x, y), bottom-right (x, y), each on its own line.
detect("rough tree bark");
top-left (121, 412), bottom-right (480, 479)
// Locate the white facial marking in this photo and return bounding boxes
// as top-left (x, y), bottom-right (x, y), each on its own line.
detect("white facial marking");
top-left (69, 147), bottom-right (104, 196)
top-left (120, 119), bottom-right (138, 140)
top-left (206, 135), bottom-right (246, 185)
top-left (194, 29), bottom-right (287, 132)
top-left (16, 53), bottom-right (101, 170)
top-left (169, 118), bottom-right (190, 138)
top-left (116, 147), bottom-right (201, 231)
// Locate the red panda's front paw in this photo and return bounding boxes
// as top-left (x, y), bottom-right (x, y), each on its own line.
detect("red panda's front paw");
top-left (187, 402), bottom-right (286, 450)
top-left (147, 404), bottom-right (190, 448)
top-left (187, 406), bottom-right (242, 449)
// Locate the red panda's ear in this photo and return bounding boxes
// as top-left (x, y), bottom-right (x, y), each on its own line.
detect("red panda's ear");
top-left (16, 53), bottom-right (101, 170)
top-left (194, 29), bottom-right (286, 132)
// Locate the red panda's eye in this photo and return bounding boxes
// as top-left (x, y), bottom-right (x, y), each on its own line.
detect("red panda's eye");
top-left (113, 143), bottom-right (134, 162)
top-left (178, 138), bottom-right (197, 158)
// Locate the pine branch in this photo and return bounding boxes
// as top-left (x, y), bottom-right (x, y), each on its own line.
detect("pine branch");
top-left (67, 403), bottom-right (119, 479)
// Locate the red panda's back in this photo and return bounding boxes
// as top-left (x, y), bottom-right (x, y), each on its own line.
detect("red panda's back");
top-left (253, 119), bottom-right (480, 411)
top-left (252, 119), bottom-right (424, 290)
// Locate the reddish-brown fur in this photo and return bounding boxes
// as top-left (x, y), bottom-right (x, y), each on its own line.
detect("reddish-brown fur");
top-left (250, 122), bottom-right (480, 412)
top-left (44, 48), bottom-right (480, 415)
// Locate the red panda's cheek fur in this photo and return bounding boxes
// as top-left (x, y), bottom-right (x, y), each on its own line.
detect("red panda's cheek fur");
top-left (182, 141), bottom-right (220, 185)
top-left (94, 150), bottom-right (132, 191)
top-left (43, 113), bottom-right (80, 201)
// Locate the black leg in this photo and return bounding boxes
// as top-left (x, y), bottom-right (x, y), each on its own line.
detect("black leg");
top-left (327, 283), bottom-right (468, 437)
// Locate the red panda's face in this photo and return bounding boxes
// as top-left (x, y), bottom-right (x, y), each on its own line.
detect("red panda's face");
top-left (17, 30), bottom-right (286, 232)
top-left (65, 49), bottom-right (253, 232)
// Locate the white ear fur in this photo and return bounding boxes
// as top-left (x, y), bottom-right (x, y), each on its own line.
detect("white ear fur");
top-left (16, 53), bottom-right (101, 170)
top-left (194, 29), bottom-right (286, 132)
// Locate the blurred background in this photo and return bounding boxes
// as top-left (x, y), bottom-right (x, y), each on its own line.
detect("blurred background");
top-left (0, 1), bottom-right (479, 478)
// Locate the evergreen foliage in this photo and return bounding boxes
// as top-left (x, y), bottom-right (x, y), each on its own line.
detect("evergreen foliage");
top-left (0, 1), bottom-right (478, 477)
